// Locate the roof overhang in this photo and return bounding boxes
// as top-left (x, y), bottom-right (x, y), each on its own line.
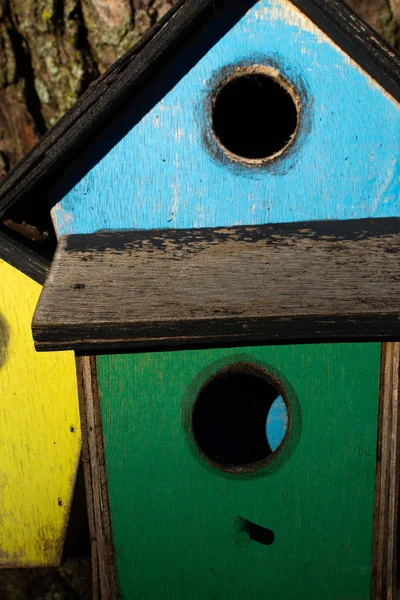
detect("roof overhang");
top-left (32, 217), bottom-right (400, 353)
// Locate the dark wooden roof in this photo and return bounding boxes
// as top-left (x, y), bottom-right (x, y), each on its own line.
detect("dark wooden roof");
top-left (32, 218), bottom-right (400, 352)
top-left (0, 0), bottom-right (399, 222)
top-left (0, 228), bottom-right (49, 284)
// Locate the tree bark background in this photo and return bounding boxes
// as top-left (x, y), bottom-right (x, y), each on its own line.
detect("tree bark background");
top-left (0, 0), bottom-right (399, 245)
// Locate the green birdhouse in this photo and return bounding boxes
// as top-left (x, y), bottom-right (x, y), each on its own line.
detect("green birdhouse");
top-left (0, 0), bottom-right (399, 598)
top-left (32, 219), bottom-right (400, 600)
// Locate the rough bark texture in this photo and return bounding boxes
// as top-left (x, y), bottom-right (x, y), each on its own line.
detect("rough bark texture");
top-left (346, 0), bottom-right (400, 48)
top-left (0, 0), bottom-right (398, 248)
top-left (0, 0), bottom-right (175, 252)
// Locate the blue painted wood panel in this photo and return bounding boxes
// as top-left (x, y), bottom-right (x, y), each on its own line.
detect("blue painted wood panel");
top-left (52, 0), bottom-right (399, 237)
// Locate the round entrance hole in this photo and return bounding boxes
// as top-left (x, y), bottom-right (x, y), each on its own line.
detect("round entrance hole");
top-left (211, 67), bottom-right (299, 163)
top-left (191, 365), bottom-right (289, 472)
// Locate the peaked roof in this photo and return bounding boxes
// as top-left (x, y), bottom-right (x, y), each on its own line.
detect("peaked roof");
top-left (0, 0), bottom-right (399, 221)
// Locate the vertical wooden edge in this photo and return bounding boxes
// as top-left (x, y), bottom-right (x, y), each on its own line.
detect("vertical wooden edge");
top-left (75, 356), bottom-right (99, 598)
top-left (371, 342), bottom-right (400, 599)
top-left (75, 356), bottom-right (118, 600)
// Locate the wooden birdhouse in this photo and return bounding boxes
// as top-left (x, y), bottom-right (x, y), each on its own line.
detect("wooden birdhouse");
top-left (0, 230), bottom-right (80, 567)
top-left (0, 0), bottom-right (399, 597)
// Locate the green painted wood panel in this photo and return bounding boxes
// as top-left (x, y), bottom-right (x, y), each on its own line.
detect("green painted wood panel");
top-left (97, 343), bottom-right (381, 599)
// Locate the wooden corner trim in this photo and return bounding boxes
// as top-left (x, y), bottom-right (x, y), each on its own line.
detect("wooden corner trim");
top-left (0, 228), bottom-right (49, 285)
top-left (371, 342), bottom-right (400, 599)
top-left (75, 356), bottom-right (118, 600)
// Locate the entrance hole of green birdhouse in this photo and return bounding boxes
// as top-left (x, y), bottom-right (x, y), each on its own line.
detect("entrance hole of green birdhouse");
top-left (192, 365), bottom-right (289, 472)
top-left (211, 68), bottom-right (299, 163)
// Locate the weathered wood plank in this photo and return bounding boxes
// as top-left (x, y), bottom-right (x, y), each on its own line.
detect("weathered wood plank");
top-left (75, 356), bottom-right (117, 600)
top-left (32, 218), bottom-right (400, 352)
top-left (371, 342), bottom-right (400, 600)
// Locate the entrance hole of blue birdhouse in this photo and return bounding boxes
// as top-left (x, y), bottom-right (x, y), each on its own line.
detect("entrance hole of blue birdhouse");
top-left (212, 67), bottom-right (299, 163)
top-left (192, 365), bottom-right (289, 472)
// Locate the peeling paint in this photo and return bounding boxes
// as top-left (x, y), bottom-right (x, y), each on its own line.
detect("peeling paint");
top-left (252, 0), bottom-right (320, 36)
top-left (52, 203), bottom-right (73, 237)
top-left (374, 158), bottom-right (400, 211)
top-left (170, 181), bottom-right (179, 222)
top-left (0, 312), bottom-right (9, 369)
top-left (251, 0), bottom-right (399, 104)
top-left (174, 128), bottom-right (184, 142)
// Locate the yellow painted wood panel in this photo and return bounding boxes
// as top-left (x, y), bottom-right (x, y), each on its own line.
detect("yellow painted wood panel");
top-left (0, 259), bottom-right (81, 567)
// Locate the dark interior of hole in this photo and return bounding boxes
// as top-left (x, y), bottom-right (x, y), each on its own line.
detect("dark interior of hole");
top-left (192, 371), bottom-right (282, 468)
top-left (247, 520), bottom-right (275, 546)
top-left (212, 73), bottom-right (298, 160)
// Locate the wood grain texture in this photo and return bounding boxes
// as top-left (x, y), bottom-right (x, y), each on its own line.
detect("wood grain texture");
top-left (371, 342), bottom-right (400, 599)
top-left (0, 0), bottom-right (398, 223)
top-left (75, 356), bottom-right (117, 600)
top-left (52, 0), bottom-right (399, 238)
top-left (33, 218), bottom-right (400, 352)
top-left (0, 259), bottom-right (81, 567)
top-left (97, 342), bottom-right (380, 598)
top-left (75, 356), bottom-right (99, 600)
